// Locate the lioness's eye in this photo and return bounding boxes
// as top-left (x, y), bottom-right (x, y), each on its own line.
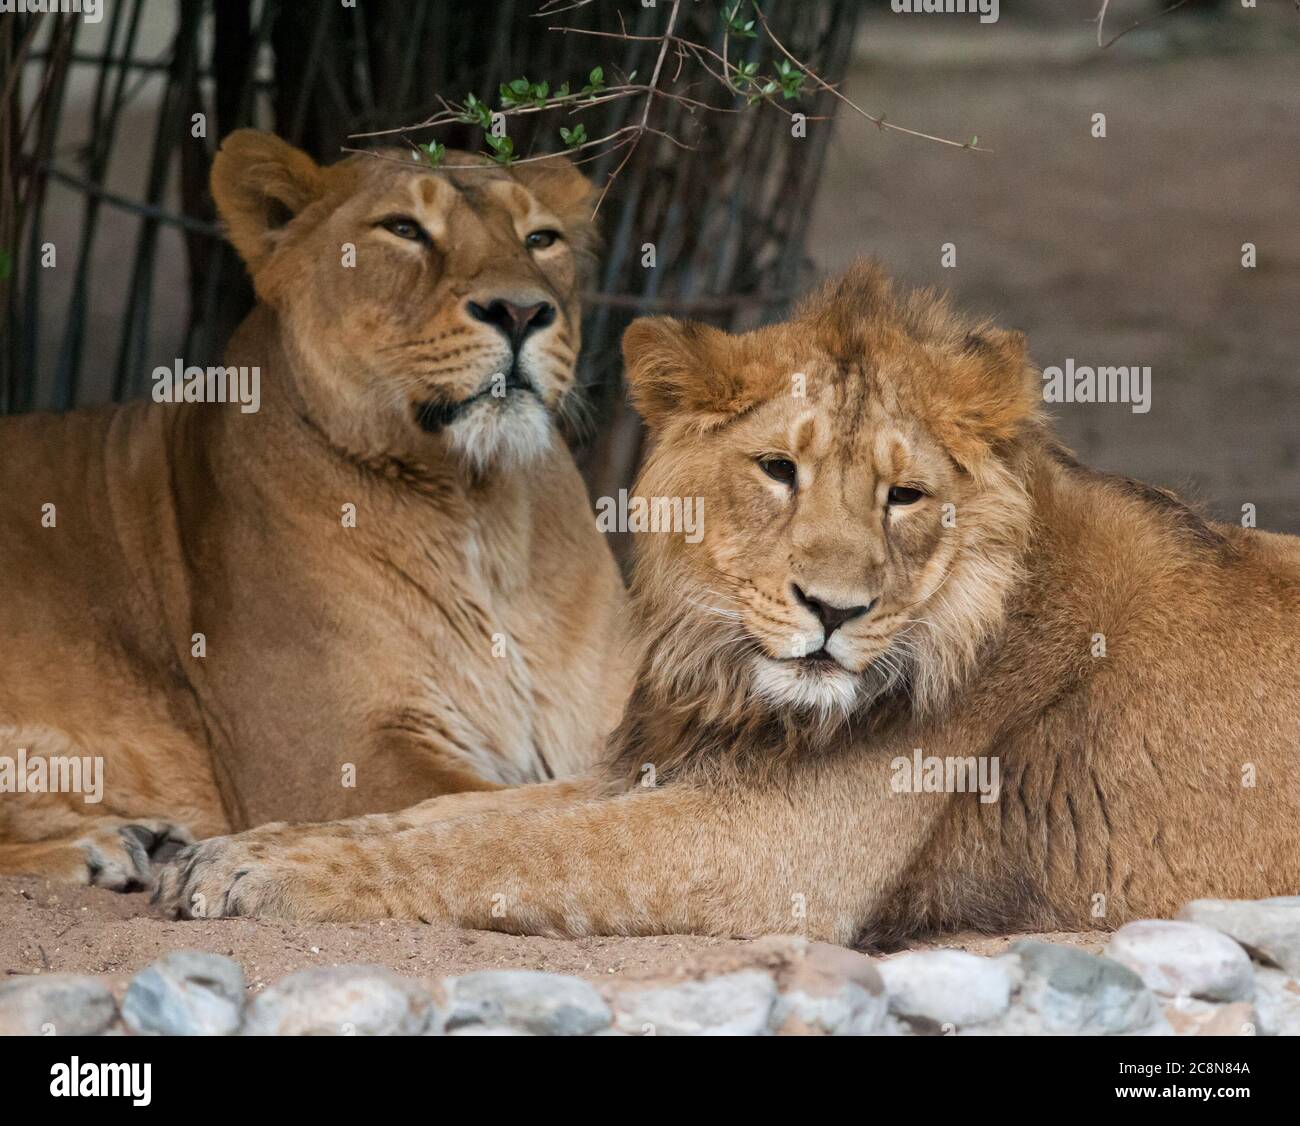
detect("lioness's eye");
top-left (759, 457), bottom-right (798, 488)
top-left (525, 229), bottom-right (561, 250)
top-left (887, 486), bottom-right (925, 506)
top-left (378, 216), bottom-right (427, 242)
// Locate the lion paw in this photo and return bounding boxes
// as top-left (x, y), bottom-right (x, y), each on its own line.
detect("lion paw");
top-left (151, 831), bottom-right (347, 921)
top-left (76, 819), bottom-right (195, 892)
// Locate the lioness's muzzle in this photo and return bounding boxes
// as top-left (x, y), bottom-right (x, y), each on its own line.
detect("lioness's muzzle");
top-left (413, 372), bottom-right (539, 433)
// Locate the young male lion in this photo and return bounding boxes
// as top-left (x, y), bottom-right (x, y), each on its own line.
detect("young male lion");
top-left (0, 131), bottom-right (630, 889)
top-left (157, 261), bottom-right (1300, 943)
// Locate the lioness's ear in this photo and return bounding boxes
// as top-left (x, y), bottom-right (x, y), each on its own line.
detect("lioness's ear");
top-left (510, 155), bottom-right (599, 267)
top-left (930, 327), bottom-right (1039, 470)
top-left (211, 129), bottom-right (323, 276)
top-left (622, 317), bottom-right (747, 431)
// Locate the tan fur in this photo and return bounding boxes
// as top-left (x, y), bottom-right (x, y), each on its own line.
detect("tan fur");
top-left (156, 261), bottom-right (1300, 945)
top-left (0, 131), bottom-right (630, 888)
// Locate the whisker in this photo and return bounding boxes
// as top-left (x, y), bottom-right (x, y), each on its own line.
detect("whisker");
top-left (686, 598), bottom-right (742, 620)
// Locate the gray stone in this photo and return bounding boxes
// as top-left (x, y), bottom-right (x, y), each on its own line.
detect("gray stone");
top-left (772, 979), bottom-right (885, 1035)
top-left (243, 966), bottom-right (434, 1035)
top-left (771, 945), bottom-right (886, 1035)
top-left (1178, 898), bottom-right (1300, 976)
top-left (1010, 940), bottom-right (1162, 1034)
top-left (1106, 919), bottom-right (1255, 1002)
top-left (1251, 968), bottom-right (1300, 1036)
top-left (122, 951), bottom-right (245, 1036)
top-left (1162, 998), bottom-right (1256, 1037)
top-left (447, 1024), bottom-right (535, 1036)
top-left (612, 970), bottom-right (777, 1036)
top-left (0, 975), bottom-right (117, 1036)
top-left (441, 970), bottom-right (610, 1036)
top-left (878, 1013), bottom-right (922, 1036)
top-left (877, 949), bottom-right (1013, 1030)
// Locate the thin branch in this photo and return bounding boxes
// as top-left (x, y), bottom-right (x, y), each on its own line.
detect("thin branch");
top-left (750, 1), bottom-right (988, 152)
top-left (639, 0), bottom-right (680, 134)
top-left (533, 0), bottom-right (598, 15)
top-left (1095, 0), bottom-right (1192, 50)
top-left (352, 0), bottom-right (987, 199)
top-left (343, 124), bottom-right (642, 170)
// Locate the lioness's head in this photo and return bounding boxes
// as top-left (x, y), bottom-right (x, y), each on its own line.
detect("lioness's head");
top-left (212, 129), bottom-right (596, 471)
top-left (622, 261), bottom-right (1038, 726)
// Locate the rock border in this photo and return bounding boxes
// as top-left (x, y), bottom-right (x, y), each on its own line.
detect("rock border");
top-left (3, 899), bottom-right (1297, 1036)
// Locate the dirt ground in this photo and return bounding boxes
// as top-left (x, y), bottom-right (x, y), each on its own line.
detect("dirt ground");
top-left (0, 875), bottom-right (1105, 994)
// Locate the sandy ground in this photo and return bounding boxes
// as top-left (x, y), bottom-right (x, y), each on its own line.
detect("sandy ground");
top-left (0, 875), bottom-right (1105, 995)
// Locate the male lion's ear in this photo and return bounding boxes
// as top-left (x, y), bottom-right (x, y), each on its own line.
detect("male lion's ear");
top-left (622, 317), bottom-right (747, 431)
top-left (211, 129), bottom-right (324, 277)
top-left (930, 327), bottom-right (1039, 471)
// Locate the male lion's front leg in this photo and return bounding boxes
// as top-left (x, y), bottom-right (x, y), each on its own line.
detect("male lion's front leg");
top-left (154, 763), bottom-right (943, 942)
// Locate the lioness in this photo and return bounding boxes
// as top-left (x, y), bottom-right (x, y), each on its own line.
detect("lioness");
top-left (0, 130), bottom-right (630, 889)
top-left (157, 261), bottom-right (1300, 942)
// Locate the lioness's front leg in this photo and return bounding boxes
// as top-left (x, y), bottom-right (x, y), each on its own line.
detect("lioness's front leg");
top-left (155, 758), bottom-right (945, 942)
top-left (156, 772), bottom-right (607, 858)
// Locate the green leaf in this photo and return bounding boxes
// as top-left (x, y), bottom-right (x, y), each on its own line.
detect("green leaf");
top-left (559, 123), bottom-right (588, 149)
top-left (723, 2), bottom-right (758, 38)
top-left (485, 134), bottom-right (515, 164)
top-left (461, 93), bottom-right (493, 128)
top-left (416, 140), bottom-right (445, 170)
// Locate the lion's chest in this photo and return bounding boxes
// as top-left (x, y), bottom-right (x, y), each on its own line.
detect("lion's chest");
top-left (392, 522), bottom-right (581, 787)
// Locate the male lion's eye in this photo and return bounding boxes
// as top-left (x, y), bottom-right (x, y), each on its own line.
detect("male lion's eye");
top-left (759, 458), bottom-right (798, 488)
top-left (379, 216), bottom-right (427, 242)
top-left (887, 485), bottom-right (925, 506)
top-left (525, 229), bottom-right (561, 250)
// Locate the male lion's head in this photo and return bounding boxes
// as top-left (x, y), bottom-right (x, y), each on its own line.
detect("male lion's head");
top-left (622, 261), bottom-right (1039, 727)
top-left (212, 129), bottom-right (597, 471)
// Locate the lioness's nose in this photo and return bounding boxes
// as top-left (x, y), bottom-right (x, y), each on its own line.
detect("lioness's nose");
top-left (467, 297), bottom-right (556, 348)
top-left (792, 584), bottom-right (875, 638)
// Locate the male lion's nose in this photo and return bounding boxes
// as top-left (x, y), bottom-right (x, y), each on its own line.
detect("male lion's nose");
top-left (792, 584), bottom-right (875, 639)
top-left (466, 297), bottom-right (556, 349)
